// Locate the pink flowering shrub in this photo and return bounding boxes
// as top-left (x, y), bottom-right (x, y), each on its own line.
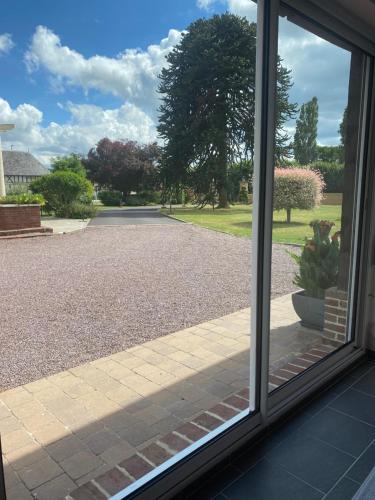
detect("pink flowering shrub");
top-left (273, 168), bottom-right (325, 223)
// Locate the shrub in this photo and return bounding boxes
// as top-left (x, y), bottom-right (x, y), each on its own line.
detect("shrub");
top-left (289, 220), bottom-right (340, 298)
top-left (124, 194), bottom-right (147, 206)
top-left (138, 191), bottom-right (161, 204)
top-left (63, 202), bottom-right (97, 219)
top-left (0, 193), bottom-right (45, 205)
top-left (238, 186), bottom-right (249, 203)
top-left (316, 145), bottom-right (344, 163)
top-left (5, 184), bottom-right (29, 195)
top-left (30, 171), bottom-right (94, 217)
top-left (98, 190), bottom-right (123, 206)
top-left (123, 191), bottom-right (160, 206)
top-left (308, 161), bottom-right (344, 193)
top-left (227, 160), bottom-right (253, 200)
top-left (273, 167), bottom-right (324, 223)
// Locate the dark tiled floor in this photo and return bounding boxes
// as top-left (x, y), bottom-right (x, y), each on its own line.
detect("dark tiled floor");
top-left (184, 358), bottom-right (375, 500)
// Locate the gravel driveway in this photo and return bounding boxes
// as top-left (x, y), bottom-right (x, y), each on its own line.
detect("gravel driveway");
top-left (89, 206), bottom-right (181, 225)
top-left (0, 225), bottom-right (297, 389)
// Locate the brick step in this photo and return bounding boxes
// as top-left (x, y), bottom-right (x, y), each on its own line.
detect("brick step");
top-left (67, 387), bottom-right (249, 499)
top-left (67, 344), bottom-right (334, 499)
top-left (0, 226), bottom-right (53, 240)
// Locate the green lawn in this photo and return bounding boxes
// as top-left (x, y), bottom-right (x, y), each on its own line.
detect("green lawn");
top-left (162, 204), bottom-right (342, 245)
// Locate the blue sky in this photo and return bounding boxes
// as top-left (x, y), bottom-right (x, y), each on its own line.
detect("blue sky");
top-left (0, 0), bottom-right (350, 163)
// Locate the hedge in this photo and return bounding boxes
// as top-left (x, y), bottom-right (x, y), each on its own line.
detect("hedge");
top-left (308, 161), bottom-right (344, 193)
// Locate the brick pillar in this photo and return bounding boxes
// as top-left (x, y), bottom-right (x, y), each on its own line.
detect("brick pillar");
top-left (323, 287), bottom-right (348, 345)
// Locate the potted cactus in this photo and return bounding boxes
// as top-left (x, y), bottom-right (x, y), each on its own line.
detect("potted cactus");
top-left (290, 220), bottom-right (340, 330)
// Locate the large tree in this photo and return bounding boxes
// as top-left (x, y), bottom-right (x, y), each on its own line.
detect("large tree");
top-left (158, 13), bottom-right (297, 208)
top-left (293, 96), bottom-right (319, 165)
top-left (51, 154), bottom-right (86, 177)
top-left (83, 138), bottom-right (160, 195)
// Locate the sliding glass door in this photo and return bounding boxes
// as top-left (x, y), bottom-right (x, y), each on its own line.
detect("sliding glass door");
top-left (107, 1), bottom-right (373, 496)
top-left (262, 4), bottom-right (371, 404)
top-left (6, 2), bottom-right (368, 498)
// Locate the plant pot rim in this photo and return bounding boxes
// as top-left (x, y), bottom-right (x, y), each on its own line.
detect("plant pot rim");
top-left (293, 289), bottom-right (324, 300)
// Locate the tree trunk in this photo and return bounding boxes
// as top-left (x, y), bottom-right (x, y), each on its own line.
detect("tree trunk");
top-left (217, 186), bottom-right (229, 208)
top-left (216, 106), bottom-right (229, 209)
top-left (286, 208), bottom-right (291, 224)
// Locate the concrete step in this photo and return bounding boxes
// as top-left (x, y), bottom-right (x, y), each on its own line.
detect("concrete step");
top-left (0, 226), bottom-right (53, 240)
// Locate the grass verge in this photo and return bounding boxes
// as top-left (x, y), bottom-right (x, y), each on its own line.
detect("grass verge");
top-left (162, 204), bottom-right (342, 245)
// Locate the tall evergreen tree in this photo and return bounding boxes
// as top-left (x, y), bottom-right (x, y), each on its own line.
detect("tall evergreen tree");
top-left (275, 64), bottom-right (298, 162)
top-left (337, 106), bottom-right (348, 163)
top-left (293, 96), bottom-right (319, 165)
top-left (339, 106), bottom-right (348, 147)
top-left (158, 14), bottom-right (297, 208)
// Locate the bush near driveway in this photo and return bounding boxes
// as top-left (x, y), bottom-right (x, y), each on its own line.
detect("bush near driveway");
top-left (124, 191), bottom-right (161, 206)
top-left (63, 201), bottom-right (97, 219)
top-left (98, 190), bottom-right (123, 206)
top-left (273, 168), bottom-right (324, 223)
top-left (31, 171), bottom-right (94, 218)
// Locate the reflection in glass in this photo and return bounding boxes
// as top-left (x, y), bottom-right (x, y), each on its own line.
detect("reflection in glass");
top-left (268, 14), bottom-right (365, 392)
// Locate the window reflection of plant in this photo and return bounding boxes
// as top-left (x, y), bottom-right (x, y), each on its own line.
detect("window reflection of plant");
top-left (289, 220), bottom-right (340, 299)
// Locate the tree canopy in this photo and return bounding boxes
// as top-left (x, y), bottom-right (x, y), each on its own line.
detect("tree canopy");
top-left (158, 13), bottom-right (297, 208)
top-left (83, 138), bottom-right (160, 195)
top-left (51, 154), bottom-right (86, 177)
top-left (316, 145), bottom-right (344, 163)
top-left (293, 96), bottom-right (319, 165)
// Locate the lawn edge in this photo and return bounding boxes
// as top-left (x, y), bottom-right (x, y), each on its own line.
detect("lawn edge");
top-left (161, 210), bottom-right (304, 246)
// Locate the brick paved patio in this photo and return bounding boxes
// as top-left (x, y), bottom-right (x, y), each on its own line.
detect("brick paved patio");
top-left (0, 294), bottom-right (333, 499)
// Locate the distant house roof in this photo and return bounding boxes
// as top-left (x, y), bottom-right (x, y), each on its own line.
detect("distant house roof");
top-left (3, 151), bottom-right (49, 177)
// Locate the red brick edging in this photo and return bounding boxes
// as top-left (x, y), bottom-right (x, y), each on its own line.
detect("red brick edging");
top-left (67, 345), bottom-right (335, 499)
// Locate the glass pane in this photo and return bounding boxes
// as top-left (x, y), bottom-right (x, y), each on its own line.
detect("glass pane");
top-left (0, 1), bottom-right (258, 497)
top-left (268, 12), bottom-right (365, 392)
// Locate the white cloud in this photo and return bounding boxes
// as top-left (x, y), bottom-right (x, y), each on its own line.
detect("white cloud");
top-left (25, 26), bottom-right (182, 114)
top-left (227, 0), bottom-right (257, 22)
top-left (0, 98), bottom-right (44, 147)
top-left (197, 0), bottom-right (217, 9)
top-left (9, 4), bottom-right (349, 159)
top-left (2, 25), bottom-right (184, 161)
top-left (277, 18), bottom-right (350, 145)
top-left (0, 98), bottom-right (157, 164)
top-left (0, 33), bottom-right (14, 55)
top-left (224, 0), bottom-right (349, 144)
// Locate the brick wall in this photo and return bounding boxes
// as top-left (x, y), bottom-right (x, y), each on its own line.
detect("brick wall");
top-left (323, 287), bottom-right (348, 345)
top-left (0, 204), bottom-right (41, 231)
